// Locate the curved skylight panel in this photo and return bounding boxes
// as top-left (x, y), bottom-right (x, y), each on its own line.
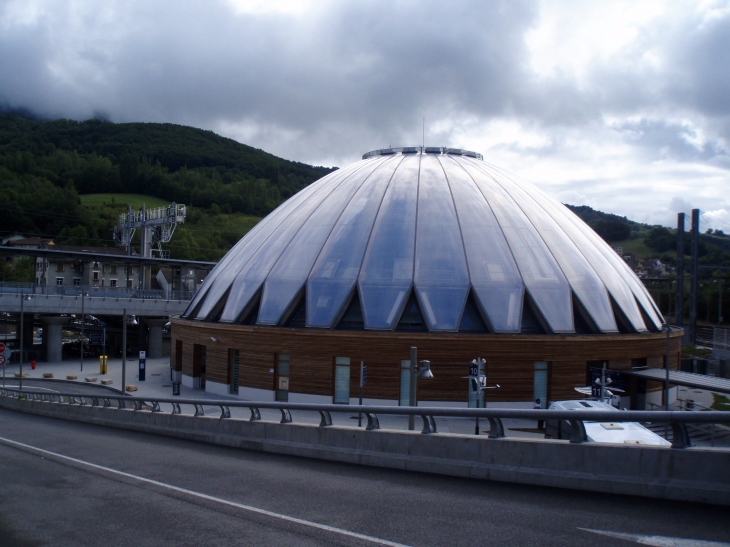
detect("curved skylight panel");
top-left (192, 175), bottom-right (331, 320)
top-left (476, 165), bottom-right (617, 333)
top-left (489, 163), bottom-right (662, 330)
top-left (256, 156), bottom-right (391, 325)
top-left (186, 199), bottom-right (287, 317)
top-left (218, 161), bottom-right (371, 323)
top-left (482, 163), bottom-right (648, 332)
top-left (306, 157), bottom-right (400, 328)
top-left (358, 154), bottom-right (420, 329)
top-left (414, 154), bottom-right (470, 331)
top-left (459, 161), bottom-right (574, 333)
top-left (439, 156), bottom-right (523, 332)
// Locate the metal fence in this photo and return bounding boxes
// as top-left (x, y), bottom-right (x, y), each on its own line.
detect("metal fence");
top-left (4, 388), bottom-right (730, 449)
top-left (0, 282), bottom-right (193, 301)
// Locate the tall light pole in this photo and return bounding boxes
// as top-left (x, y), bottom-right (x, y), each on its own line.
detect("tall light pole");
top-left (19, 290), bottom-right (24, 391)
top-left (80, 291), bottom-right (85, 372)
top-left (122, 308), bottom-right (127, 394)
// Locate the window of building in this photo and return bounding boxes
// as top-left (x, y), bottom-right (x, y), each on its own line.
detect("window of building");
top-left (229, 349), bottom-right (240, 395)
top-left (333, 357), bottom-right (350, 404)
top-left (56, 277), bottom-right (64, 285)
top-left (110, 279), bottom-right (117, 287)
top-left (111, 265), bottom-right (117, 275)
top-left (534, 362), bottom-right (549, 409)
top-left (399, 359), bottom-right (411, 407)
top-left (93, 271), bottom-right (99, 281)
top-left (70, 263), bottom-right (75, 271)
top-left (127, 279), bottom-right (133, 288)
top-left (275, 354), bottom-right (289, 402)
top-left (56, 263), bottom-right (64, 273)
top-left (73, 278), bottom-right (81, 286)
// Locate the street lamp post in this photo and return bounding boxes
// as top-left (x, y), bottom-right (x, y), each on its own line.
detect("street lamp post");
top-left (122, 308), bottom-right (127, 395)
top-left (80, 291), bottom-right (85, 372)
top-left (19, 291), bottom-right (25, 390)
top-left (407, 346), bottom-right (434, 431)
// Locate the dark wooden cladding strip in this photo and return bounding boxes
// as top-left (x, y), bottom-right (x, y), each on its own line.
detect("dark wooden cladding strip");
top-left (171, 319), bottom-right (682, 403)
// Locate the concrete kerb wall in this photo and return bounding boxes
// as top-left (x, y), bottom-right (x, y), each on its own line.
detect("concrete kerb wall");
top-left (1, 396), bottom-right (728, 506)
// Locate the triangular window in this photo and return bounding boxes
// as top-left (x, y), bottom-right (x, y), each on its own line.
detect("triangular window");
top-left (458, 291), bottom-right (489, 333)
top-left (336, 289), bottom-right (365, 330)
top-left (395, 291), bottom-right (428, 332)
top-left (521, 292), bottom-right (548, 334)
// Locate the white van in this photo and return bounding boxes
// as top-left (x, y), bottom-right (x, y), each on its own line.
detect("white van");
top-left (545, 400), bottom-right (671, 446)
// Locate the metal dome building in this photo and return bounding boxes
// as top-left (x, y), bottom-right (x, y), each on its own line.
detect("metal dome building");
top-left (172, 147), bottom-right (680, 407)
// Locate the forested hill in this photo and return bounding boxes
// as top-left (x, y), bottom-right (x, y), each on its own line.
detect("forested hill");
top-left (0, 114), bottom-right (336, 261)
top-left (0, 114), bottom-right (334, 211)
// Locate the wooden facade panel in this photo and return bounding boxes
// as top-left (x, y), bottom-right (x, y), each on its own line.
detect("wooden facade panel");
top-left (171, 319), bottom-right (682, 403)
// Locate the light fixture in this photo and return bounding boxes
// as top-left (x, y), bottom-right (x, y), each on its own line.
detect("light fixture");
top-left (130, 315), bottom-right (138, 326)
top-left (210, 336), bottom-right (218, 342)
top-left (417, 359), bottom-right (434, 379)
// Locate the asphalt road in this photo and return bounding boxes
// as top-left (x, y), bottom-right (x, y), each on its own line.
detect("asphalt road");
top-left (0, 407), bottom-right (728, 547)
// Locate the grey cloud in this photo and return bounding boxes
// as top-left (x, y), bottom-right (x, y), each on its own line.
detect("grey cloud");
top-left (0, 0), bottom-right (729, 227)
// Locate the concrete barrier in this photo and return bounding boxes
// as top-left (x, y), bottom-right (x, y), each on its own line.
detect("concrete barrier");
top-left (2, 396), bottom-right (728, 505)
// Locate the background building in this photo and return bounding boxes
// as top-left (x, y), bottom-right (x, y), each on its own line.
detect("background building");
top-left (172, 147), bottom-right (681, 408)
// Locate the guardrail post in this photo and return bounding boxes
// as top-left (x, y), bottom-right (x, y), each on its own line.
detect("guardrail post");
top-left (318, 410), bottom-right (332, 427)
top-left (279, 409), bottom-right (292, 424)
top-left (219, 405), bottom-right (231, 419)
top-left (420, 415), bottom-right (437, 434)
top-left (171, 403), bottom-right (181, 415)
top-left (364, 412), bottom-right (380, 431)
top-left (194, 404), bottom-right (205, 416)
top-left (569, 419), bottom-right (587, 443)
top-left (248, 407), bottom-right (261, 421)
top-left (487, 417), bottom-right (505, 439)
top-left (671, 422), bottom-right (692, 449)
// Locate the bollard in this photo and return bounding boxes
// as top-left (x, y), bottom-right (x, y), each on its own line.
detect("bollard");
top-left (172, 382), bottom-right (181, 396)
top-left (99, 355), bottom-right (108, 374)
top-left (31, 360), bottom-right (36, 370)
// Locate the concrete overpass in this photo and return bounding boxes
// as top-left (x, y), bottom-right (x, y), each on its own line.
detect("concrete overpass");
top-left (0, 285), bottom-right (191, 361)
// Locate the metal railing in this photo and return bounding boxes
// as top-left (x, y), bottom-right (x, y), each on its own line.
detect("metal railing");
top-left (0, 282), bottom-right (193, 301)
top-left (3, 388), bottom-right (730, 449)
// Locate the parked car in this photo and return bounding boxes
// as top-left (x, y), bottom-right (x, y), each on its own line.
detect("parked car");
top-left (545, 400), bottom-right (670, 446)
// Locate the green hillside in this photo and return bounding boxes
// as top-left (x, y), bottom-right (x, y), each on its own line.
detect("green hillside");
top-left (0, 114), bottom-right (334, 260)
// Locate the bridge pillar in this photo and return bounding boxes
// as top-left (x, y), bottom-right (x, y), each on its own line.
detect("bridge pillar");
top-left (41, 316), bottom-right (68, 363)
top-left (145, 318), bottom-right (168, 359)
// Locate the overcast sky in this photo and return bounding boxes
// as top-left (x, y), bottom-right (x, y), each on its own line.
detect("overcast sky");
top-left (1, 0), bottom-right (729, 231)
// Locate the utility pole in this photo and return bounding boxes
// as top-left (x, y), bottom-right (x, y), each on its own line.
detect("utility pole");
top-left (689, 209), bottom-right (699, 344)
top-left (676, 212), bottom-right (684, 327)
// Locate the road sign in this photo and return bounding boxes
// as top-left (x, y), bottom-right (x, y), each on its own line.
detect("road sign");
top-left (361, 366), bottom-right (368, 387)
top-left (0, 355), bottom-right (5, 367)
top-left (0, 342), bottom-right (6, 354)
top-left (88, 332), bottom-right (104, 345)
top-left (469, 362), bottom-right (478, 376)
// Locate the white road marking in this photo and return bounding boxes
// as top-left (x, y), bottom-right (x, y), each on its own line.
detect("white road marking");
top-left (0, 435), bottom-right (412, 547)
top-left (579, 527), bottom-right (730, 546)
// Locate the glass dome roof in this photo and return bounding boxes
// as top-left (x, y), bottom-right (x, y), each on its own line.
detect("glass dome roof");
top-left (184, 147), bottom-right (664, 334)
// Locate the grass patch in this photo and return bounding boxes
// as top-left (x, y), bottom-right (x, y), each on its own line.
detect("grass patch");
top-left (611, 237), bottom-right (676, 261)
top-left (710, 393), bottom-right (730, 411)
top-left (80, 193), bottom-right (170, 209)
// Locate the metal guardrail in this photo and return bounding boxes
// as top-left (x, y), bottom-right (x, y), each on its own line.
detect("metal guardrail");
top-left (3, 388), bottom-right (730, 449)
top-left (0, 282), bottom-right (193, 301)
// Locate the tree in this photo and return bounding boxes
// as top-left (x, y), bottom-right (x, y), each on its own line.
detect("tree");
top-left (591, 220), bottom-right (631, 243)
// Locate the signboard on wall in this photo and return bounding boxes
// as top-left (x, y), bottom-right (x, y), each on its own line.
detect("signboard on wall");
top-left (278, 376), bottom-right (289, 390)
